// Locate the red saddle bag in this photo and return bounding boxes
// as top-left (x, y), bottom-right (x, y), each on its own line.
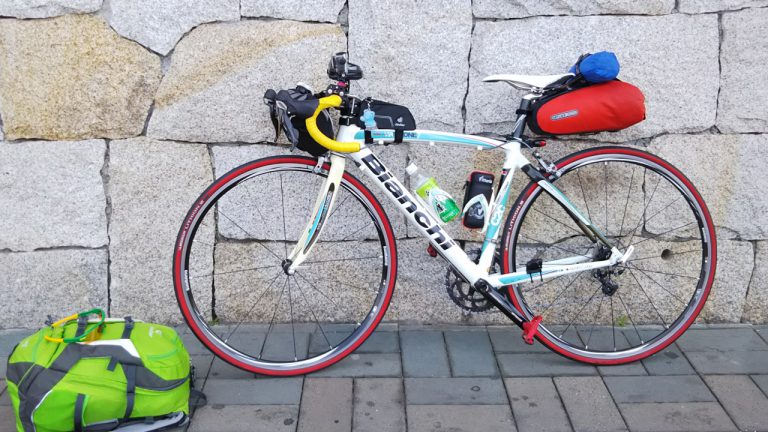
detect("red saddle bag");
top-left (527, 80), bottom-right (646, 136)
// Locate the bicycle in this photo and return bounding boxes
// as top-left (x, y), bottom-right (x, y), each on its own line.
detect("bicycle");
top-left (173, 53), bottom-right (716, 376)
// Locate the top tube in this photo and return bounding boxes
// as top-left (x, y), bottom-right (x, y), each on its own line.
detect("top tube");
top-left (351, 129), bottom-right (506, 149)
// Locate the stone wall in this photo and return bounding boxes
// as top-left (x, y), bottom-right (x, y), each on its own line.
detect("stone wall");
top-left (0, 0), bottom-right (766, 328)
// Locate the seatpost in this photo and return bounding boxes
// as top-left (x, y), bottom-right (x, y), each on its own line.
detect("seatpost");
top-left (511, 97), bottom-right (533, 139)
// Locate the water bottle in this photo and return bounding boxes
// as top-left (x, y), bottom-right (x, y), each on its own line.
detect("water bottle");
top-left (406, 163), bottom-right (460, 223)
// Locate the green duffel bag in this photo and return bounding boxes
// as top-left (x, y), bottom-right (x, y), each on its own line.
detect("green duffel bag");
top-left (5, 309), bottom-right (191, 432)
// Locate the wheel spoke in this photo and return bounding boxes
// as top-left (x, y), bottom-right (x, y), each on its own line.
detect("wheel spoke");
top-left (616, 291), bottom-right (644, 345)
top-left (224, 269), bottom-right (283, 344)
top-left (293, 275), bottom-right (333, 350)
top-left (618, 165), bottom-right (636, 239)
top-left (542, 272), bottom-right (583, 316)
top-left (559, 285), bottom-right (602, 338)
top-left (258, 276), bottom-right (289, 360)
top-left (629, 222), bottom-right (696, 247)
top-left (624, 264), bottom-right (688, 304)
top-left (218, 209), bottom-right (284, 262)
top-left (627, 268), bottom-right (669, 328)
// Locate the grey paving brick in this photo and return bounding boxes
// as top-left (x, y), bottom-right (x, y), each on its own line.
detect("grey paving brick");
top-left (0, 403), bottom-right (15, 432)
top-left (444, 330), bottom-right (499, 377)
top-left (297, 378), bottom-right (352, 432)
top-left (207, 358), bottom-right (257, 379)
top-left (753, 375), bottom-right (768, 397)
top-left (180, 331), bottom-right (211, 356)
top-left (704, 375), bottom-right (768, 431)
top-left (0, 380), bottom-right (4, 396)
top-left (598, 362), bottom-right (647, 376)
top-left (311, 353), bottom-right (401, 377)
top-left (686, 350), bottom-right (768, 374)
top-left (505, 377), bottom-right (571, 432)
top-left (618, 402), bottom-right (736, 432)
top-left (604, 375), bottom-right (714, 403)
top-left (405, 377), bottom-right (508, 405)
top-left (0, 330), bottom-right (29, 357)
top-left (676, 328), bottom-right (768, 352)
top-left (0, 357), bottom-right (6, 378)
top-left (353, 378), bottom-right (406, 432)
top-left (641, 344), bottom-right (696, 375)
top-left (189, 405), bottom-right (298, 432)
top-left (498, 353), bottom-right (597, 377)
top-left (406, 404), bottom-right (516, 432)
top-left (204, 378), bottom-right (303, 405)
top-left (554, 376), bottom-right (627, 432)
top-left (190, 354), bottom-right (214, 379)
top-left (400, 331), bottom-right (450, 378)
top-left (488, 326), bottom-right (549, 353)
top-left (0, 388), bottom-right (10, 405)
top-left (756, 326), bottom-right (768, 344)
top-left (310, 331), bottom-right (399, 354)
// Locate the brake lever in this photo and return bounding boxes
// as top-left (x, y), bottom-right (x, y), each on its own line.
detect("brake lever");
top-left (279, 109), bottom-right (300, 150)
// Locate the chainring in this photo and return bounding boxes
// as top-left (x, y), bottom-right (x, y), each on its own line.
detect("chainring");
top-left (445, 248), bottom-right (497, 312)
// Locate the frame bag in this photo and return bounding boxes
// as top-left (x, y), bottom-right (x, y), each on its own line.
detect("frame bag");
top-left (6, 313), bottom-right (191, 432)
top-left (527, 80), bottom-right (646, 136)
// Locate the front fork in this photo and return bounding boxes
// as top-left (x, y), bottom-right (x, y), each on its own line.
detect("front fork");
top-left (285, 154), bottom-right (346, 273)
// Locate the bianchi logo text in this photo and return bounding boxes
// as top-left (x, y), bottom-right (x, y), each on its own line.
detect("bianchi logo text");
top-left (362, 154), bottom-right (455, 251)
top-left (551, 109), bottom-right (578, 121)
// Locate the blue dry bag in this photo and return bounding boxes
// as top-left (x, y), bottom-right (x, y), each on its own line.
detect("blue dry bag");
top-left (569, 51), bottom-right (620, 83)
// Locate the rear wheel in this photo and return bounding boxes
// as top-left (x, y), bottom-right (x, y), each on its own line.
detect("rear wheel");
top-left (173, 155), bottom-right (397, 376)
top-left (501, 146), bottom-right (716, 365)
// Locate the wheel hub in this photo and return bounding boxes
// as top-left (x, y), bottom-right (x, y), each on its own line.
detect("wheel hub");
top-left (281, 259), bottom-right (294, 275)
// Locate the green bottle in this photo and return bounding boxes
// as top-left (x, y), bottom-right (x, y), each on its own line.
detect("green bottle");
top-left (406, 163), bottom-right (461, 223)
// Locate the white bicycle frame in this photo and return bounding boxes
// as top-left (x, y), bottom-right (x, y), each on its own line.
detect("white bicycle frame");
top-left (285, 120), bottom-right (634, 323)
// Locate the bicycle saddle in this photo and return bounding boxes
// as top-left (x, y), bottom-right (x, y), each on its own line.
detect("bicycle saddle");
top-left (483, 73), bottom-right (574, 91)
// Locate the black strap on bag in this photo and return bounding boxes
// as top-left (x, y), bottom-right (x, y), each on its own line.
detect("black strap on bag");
top-left (123, 364), bottom-right (137, 422)
top-left (74, 393), bottom-right (86, 432)
top-left (121, 316), bottom-right (135, 339)
top-left (394, 128), bottom-right (404, 144)
top-left (74, 316), bottom-right (89, 339)
top-left (364, 129), bottom-right (374, 144)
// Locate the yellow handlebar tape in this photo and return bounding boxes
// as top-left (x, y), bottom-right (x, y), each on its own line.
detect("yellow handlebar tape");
top-left (305, 95), bottom-right (361, 153)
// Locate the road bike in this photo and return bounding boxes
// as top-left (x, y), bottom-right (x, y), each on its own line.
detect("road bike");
top-left (173, 53), bottom-right (716, 375)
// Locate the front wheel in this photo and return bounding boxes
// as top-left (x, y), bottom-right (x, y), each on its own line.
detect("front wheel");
top-left (173, 155), bottom-right (397, 376)
top-left (501, 146), bottom-right (716, 365)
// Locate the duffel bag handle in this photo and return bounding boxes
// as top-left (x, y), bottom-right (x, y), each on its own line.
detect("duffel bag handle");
top-left (44, 308), bottom-right (106, 343)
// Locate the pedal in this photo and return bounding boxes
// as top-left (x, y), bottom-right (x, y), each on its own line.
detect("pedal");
top-left (427, 244), bottom-right (438, 258)
top-left (521, 315), bottom-right (543, 345)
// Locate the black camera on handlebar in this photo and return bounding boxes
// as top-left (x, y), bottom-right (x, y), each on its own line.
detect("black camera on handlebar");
top-left (327, 52), bottom-right (363, 82)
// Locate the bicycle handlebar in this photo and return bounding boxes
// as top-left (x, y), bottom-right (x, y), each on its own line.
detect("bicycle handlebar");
top-left (305, 95), bottom-right (361, 153)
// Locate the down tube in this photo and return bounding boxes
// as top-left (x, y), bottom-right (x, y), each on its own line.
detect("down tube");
top-left (350, 148), bottom-right (484, 285)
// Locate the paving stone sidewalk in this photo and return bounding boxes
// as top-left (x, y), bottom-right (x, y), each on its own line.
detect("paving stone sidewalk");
top-left (2, 324), bottom-right (768, 431)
